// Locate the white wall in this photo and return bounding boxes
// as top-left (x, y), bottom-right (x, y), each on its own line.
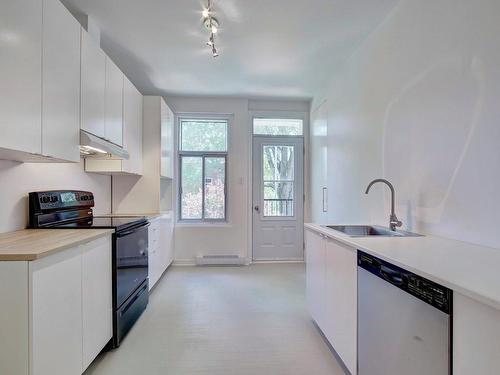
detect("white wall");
top-left (165, 96), bottom-right (309, 263)
top-left (312, 0), bottom-right (500, 249)
top-left (0, 160), bottom-right (110, 233)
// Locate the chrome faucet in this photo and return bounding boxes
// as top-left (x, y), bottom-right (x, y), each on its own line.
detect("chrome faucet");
top-left (365, 179), bottom-right (402, 231)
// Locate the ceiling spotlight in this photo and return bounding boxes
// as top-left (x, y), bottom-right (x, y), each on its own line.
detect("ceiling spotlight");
top-left (201, 0), bottom-right (221, 58)
top-left (207, 34), bottom-right (214, 46)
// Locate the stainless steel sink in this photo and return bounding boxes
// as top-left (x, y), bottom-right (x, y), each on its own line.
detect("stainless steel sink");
top-left (324, 225), bottom-right (422, 237)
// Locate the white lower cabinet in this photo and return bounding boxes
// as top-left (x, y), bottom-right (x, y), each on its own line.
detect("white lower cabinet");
top-left (148, 214), bottom-right (174, 290)
top-left (305, 229), bottom-right (326, 327)
top-left (81, 237), bottom-right (113, 371)
top-left (30, 245), bottom-right (83, 375)
top-left (0, 235), bottom-right (112, 375)
top-left (324, 238), bottom-right (357, 374)
top-left (453, 292), bottom-right (500, 375)
top-left (305, 229), bottom-right (357, 375)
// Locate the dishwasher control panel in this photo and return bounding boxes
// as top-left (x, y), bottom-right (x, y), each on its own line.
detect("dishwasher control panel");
top-left (358, 251), bottom-right (452, 314)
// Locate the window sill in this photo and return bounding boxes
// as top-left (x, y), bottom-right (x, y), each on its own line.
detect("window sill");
top-left (175, 221), bottom-right (233, 228)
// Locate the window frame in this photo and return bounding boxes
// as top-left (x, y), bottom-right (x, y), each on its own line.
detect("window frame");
top-left (252, 117), bottom-right (304, 136)
top-left (178, 117), bottom-right (229, 223)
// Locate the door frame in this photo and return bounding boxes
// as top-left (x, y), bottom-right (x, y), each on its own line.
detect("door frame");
top-left (248, 111), bottom-right (309, 262)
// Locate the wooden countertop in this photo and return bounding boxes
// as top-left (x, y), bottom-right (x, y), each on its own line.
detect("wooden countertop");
top-left (103, 212), bottom-right (172, 220)
top-left (0, 229), bottom-right (114, 261)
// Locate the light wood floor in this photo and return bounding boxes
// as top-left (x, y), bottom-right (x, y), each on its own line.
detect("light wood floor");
top-left (84, 264), bottom-right (346, 375)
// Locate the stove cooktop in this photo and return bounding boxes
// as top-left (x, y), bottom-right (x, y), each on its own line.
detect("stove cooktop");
top-left (52, 216), bottom-right (147, 231)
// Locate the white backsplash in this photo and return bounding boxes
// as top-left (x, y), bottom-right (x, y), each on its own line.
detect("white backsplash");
top-left (0, 160), bottom-right (110, 233)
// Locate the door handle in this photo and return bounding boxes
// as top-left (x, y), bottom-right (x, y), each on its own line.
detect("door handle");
top-left (322, 187), bottom-right (328, 212)
top-left (254, 205), bottom-right (260, 212)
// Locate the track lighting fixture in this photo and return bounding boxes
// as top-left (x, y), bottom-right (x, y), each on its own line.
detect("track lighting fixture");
top-left (202, 0), bottom-right (220, 58)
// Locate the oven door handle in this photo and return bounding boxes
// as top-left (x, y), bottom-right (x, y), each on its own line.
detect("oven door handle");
top-left (116, 223), bottom-right (150, 238)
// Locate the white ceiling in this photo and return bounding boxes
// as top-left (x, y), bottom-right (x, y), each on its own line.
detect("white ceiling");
top-left (62, 0), bottom-right (398, 99)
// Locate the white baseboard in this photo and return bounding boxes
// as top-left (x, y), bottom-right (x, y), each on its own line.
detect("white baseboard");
top-left (172, 259), bottom-right (197, 266)
top-left (251, 259), bottom-right (305, 264)
top-left (196, 255), bottom-right (247, 266)
top-left (172, 258), bottom-right (303, 266)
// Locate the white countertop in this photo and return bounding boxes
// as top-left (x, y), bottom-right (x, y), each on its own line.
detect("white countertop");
top-left (305, 223), bottom-right (500, 311)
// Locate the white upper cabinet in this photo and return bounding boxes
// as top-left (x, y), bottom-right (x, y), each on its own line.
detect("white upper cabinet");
top-left (42, 0), bottom-right (81, 162)
top-left (0, 0), bottom-right (42, 156)
top-left (122, 76), bottom-right (143, 174)
top-left (81, 30), bottom-right (106, 139)
top-left (84, 76), bottom-right (143, 175)
top-left (160, 99), bottom-right (174, 178)
top-left (104, 57), bottom-right (124, 146)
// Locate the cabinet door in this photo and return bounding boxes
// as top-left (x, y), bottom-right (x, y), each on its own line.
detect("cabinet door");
top-left (324, 239), bottom-right (357, 374)
top-left (454, 293), bottom-right (500, 375)
top-left (104, 57), bottom-right (124, 146)
top-left (148, 220), bottom-right (161, 289)
top-left (164, 214), bottom-right (174, 266)
top-left (82, 236), bottom-right (112, 371)
top-left (0, 0), bottom-right (42, 155)
top-left (81, 30), bottom-right (105, 138)
top-left (123, 77), bottom-right (143, 174)
top-left (160, 99), bottom-right (174, 178)
top-left (310, 101), bottom-right (328, 223)
top-left (305, 230), bottom-right (326, 328)
top-left (41, 0), bottom-right (80, 162)
top-left (158, 215), bottom-right (174, 272)
top-left (30, 246), bottom-right (82, 375)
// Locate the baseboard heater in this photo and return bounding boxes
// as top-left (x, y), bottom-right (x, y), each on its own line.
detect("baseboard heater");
top-left (195, 255), bottom-right (246, 266)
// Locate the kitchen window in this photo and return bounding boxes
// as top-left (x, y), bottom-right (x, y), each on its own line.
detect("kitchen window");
top-left (179, 118), bottom-right (228, 221)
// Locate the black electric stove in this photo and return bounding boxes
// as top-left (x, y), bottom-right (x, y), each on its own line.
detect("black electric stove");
top-left (54, 216), bottom-right (148, 230)
top-left (28, 190), bottom-right (149, 348)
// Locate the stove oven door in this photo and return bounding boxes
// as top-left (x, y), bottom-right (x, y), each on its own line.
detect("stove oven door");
top-left (115, 223), bottom-right (149, 308)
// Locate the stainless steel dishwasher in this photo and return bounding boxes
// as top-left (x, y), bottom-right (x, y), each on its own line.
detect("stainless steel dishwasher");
top-left (357, 251), bottom-right (452, 375)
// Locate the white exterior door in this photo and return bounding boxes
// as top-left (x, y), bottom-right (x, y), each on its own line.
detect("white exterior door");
top-left (252, 136), bottom-right (304, 261)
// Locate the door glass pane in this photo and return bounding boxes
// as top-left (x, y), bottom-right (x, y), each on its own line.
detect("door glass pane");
top-left (262, 144), bottom-right (295, 217)
top-left (180, 119), bottom-right (228, 152)
top-left (254, 118), bottom-right (303, 136)
top-left (263, 182), bottom-right (294, 217)
top-left (204, 157), bottom-right (226, 219)
top-left (181, 157), bottom-right (202, 219)
top-left (263, 145), bottom-right (294, 181)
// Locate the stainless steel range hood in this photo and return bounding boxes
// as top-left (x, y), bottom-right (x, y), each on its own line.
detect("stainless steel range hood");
top-left (79, 130), bottom-right (129, 159)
